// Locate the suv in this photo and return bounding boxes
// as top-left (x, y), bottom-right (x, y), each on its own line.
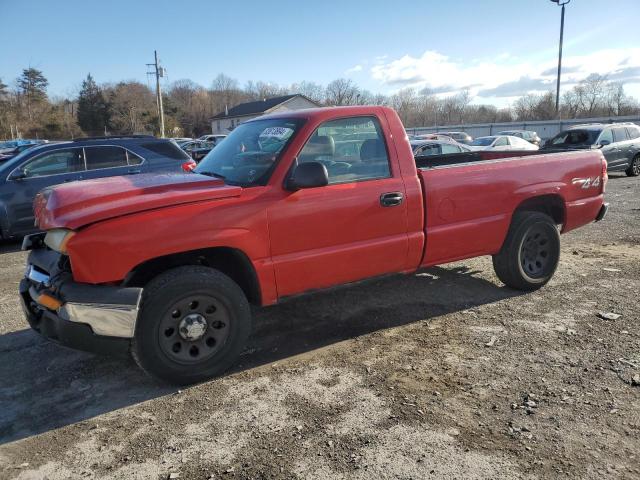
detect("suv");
top-left (498, 130), bottom-right (541, 146)
top-left (437, 131), bottom-right (473, 144)
top-left (0, 136), bottom-right (195, 239)
top-left (542, 123), bottom-right (640, 176)
top-left (197, 134), bottom-right (227, 145)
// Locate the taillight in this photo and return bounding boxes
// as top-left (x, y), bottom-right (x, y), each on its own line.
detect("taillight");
top-left (601, 157), bottom-right (608, 193)
top-left (182, 160), bottom-right (197, 172)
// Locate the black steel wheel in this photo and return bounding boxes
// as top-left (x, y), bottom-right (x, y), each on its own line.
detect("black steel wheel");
top-left (132, 266), bottom-right (251, 385)
top-left (493, 212), bottom-right (560, 290)
top-left (519, 225), bottom-right (553, 279)
top-left (158, 294), bottom-right (231, 365)
top-left (626, 155), bottom-right (640, 177)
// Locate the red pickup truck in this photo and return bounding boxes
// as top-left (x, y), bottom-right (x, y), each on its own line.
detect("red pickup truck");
top-left (20, 106), bottom-right (608, 384)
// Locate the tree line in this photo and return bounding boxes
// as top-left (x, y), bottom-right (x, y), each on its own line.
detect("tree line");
top-left (0, 68), bottom-right (638, 140)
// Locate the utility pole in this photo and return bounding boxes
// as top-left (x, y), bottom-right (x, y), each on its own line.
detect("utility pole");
top-left (147, 50), bottom-right (166, 137)
top-left (551, 0), bottom-right (570, 117)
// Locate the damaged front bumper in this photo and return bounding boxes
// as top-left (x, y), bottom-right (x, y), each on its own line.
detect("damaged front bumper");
top-left (20, 240), bottom-right (142, 356)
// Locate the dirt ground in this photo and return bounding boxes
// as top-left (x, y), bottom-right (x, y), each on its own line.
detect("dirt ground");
top-left (0, 173), bottom-right (638, 480)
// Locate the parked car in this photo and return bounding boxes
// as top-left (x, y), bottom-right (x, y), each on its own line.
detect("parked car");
top-left (0, 135), bottom-right (195, 239)
top-left (411, 139), bottom-right (472, 156)
top-left (437, 131), bottom-right (473, 144)
top-left (468, 135), bottom-right (539, 151)
top-left (179, 140), bottom-right (215, 161)
top-left (0, 141), bottom-right (44, 162)
top-left (411, 133), bottom-right (455, 142)
top-left (541, 123), bottom-right (640, 176)
top-left (19, 106), bottom-right (607, 384)
top-left (498, 130), bottom-right (542, 146)
top-left (0, 139), bottom-right (44, 155)
top-left (197, 134), bottom-right (227, 145)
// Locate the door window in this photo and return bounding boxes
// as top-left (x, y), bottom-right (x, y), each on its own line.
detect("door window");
top-left (126, 150), bottom-right (144, 165)
top-left (298, 116), bottom-right (391, 184)
top-left (84, 146), bottom-right (128, 170)
top-left (626, 126), bottom-right (640, 140)
top-left (417, 144), bottom-right (441, 156)
top-left (494, 137), bottom-right (509, 146)
top-left (598, 129), bottom-right (614, 144)
top-left (22, 149), bottom-right (84, 178)
top-left (612, 127), bottom-right (628, 143)
top-left (440, 143), bottom-right (461, 154)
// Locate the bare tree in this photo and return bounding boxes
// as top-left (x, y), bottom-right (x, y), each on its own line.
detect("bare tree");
top-left (325, 78), bottom-right (359, 106)
top-left (577, 74), bottom-right (607, 116)
top-left (291, 81), bottom-right (325, 104)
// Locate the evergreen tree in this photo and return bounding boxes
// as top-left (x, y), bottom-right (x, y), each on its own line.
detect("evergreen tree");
top-left (17, 68), bottom-right (48, 120)
top-left (0, 78), bottom-right (8, 99)
top-left (77, 74), bottom-right (110, 135)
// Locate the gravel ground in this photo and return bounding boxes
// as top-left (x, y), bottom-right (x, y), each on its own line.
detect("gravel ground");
top-left (0, 173), bottom-right (638, 480)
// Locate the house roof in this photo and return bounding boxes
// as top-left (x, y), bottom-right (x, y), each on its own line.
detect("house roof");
top-left (211, 94), bottom-right (316, 120)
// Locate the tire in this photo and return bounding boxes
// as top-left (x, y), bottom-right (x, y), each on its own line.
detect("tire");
top-left (625, 154), bottom-right (640, 177)
top-left (492, 212), bottom-right (560, 291)
top-left (131, 265), bottom-right (251, 385)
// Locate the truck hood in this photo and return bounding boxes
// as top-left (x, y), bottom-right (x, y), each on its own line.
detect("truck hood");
top-left (34, 173), bottom-right (243, 230)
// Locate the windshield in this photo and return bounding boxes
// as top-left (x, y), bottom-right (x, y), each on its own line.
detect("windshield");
top-left (195, 118), bottom-right (303, 186)
top-left (546, 129), bottom-right (600, 148)
top-left (470, 137), bottom-right (495, 146)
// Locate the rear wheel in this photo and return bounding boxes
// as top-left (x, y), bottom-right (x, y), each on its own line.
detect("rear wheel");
top-left (625, 155), bottom-right (640, 177)
top-left (132, 266), bottom-right (251, 385)
top-left (492, 212), bottom-right (560, 291)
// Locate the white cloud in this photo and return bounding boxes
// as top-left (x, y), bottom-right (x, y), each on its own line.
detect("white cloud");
top-left (345, 64), bottom-right (363, 74)
top-left (369, 48), bottom-right (640, 100)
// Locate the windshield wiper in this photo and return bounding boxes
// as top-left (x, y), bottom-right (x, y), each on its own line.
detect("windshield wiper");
top-left (198, 171), bottom-right (226, 180)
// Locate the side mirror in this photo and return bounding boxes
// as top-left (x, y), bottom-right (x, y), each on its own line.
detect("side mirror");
top-left (286, 161), bottom-right (329, 191)
top-left (8, 169), bottom-right (26, 181)
top-left (598, 140), bottom-right (610, 147)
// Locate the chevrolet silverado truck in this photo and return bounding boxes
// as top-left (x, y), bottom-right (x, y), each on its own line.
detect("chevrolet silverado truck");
top-left (20, 106), bottom-right (608, 385)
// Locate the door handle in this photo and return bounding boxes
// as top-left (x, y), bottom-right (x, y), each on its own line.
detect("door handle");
top-left (128, 168), bottom-right (142, 174)
top-left (380, 192), bottom-right (403, 207)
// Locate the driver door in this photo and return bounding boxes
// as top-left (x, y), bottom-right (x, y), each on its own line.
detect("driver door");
top-left (267, 115), bottom-right (409, 298)
top-left (597, 129), bottom-right (620, 168)
top-left (7, 147), bottom-right (85, 235)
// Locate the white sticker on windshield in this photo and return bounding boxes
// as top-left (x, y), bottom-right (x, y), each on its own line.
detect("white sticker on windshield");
top-left (260, 127), bottom-right (293, 139)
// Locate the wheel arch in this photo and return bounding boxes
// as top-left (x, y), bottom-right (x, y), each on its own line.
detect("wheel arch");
top-left (513, 194), bottom-right (566, 227)
top-left (124, 246), bottom-right (262, 305)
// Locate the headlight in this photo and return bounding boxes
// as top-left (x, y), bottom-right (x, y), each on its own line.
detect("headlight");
top-left (44, 229), bottom-right (76, 254)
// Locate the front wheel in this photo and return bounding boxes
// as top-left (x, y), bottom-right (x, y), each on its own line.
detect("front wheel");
top-left (625, 155), bottom-right (640, 177)
top-left (492, 212), bottom-right (560, 291)
top-left (132, 266), bottom-right (251, 385)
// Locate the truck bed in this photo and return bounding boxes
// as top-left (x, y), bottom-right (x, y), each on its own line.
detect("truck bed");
top-left (416, 149), bottom-right (606, 268)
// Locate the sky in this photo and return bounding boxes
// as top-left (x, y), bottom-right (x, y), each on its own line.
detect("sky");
top-left (1, 0), bottom-right (639, 107)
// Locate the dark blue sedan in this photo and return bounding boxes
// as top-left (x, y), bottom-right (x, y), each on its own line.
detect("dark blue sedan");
top-left (0, 135), bottom-right (194, 239)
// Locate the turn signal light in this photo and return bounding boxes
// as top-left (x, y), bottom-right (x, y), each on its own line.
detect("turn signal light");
top-left (36, 293), bottom-right (63, 310)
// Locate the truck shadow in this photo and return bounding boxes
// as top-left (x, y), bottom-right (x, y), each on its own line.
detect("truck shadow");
top-left (0, 239), bottom-right (22, 255)
top-left (0, 265), bottom-right (522, 445)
